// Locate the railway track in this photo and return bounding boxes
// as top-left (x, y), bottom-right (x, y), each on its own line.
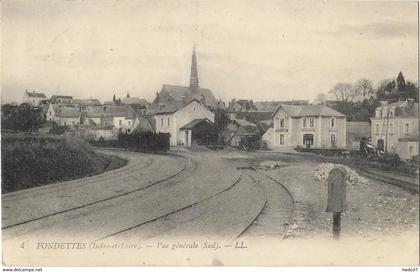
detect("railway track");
top-left (97, 171), bottom-right (244, 241)
top-left (357, 167), bottom-right (419, 194)
top-left (237, 169), bottom-right (296, 239)
top-left (2, 153), bottom-right (194, 230)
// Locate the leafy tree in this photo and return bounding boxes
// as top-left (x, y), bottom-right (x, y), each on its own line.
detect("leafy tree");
top-left (214, 108), bottom-right (230, 131)
top-left (1, 103), bottom-right (45, 132)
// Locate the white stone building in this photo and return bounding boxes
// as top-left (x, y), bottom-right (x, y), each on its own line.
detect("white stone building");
top-left (370, 99), bottom-right (418, 160)
top-left (154, 99), bottom-right (215, 146)
top-left (267, 104), bottom-right (346, 149)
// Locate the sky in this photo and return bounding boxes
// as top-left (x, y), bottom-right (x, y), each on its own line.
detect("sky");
top-left (1, 0), bottom-right (418, 104)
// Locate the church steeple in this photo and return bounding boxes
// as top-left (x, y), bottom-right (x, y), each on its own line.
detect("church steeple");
top-left (190, 46), bottom-right (199, 88)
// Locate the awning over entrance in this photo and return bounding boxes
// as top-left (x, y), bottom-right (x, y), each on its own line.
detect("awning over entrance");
top-left (180, 118), bottom-right (219, 146)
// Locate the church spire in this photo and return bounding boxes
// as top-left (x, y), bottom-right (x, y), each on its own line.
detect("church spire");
top-left (190, 46), bottom-right (199, 88)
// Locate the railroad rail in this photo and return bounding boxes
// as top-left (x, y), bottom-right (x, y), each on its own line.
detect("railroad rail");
top-left (237, 169), bottom-right (296, 240)
top-left (357, 167), bottom-right (419, 194)
top-left (2, 153), bottom-right (194, 230)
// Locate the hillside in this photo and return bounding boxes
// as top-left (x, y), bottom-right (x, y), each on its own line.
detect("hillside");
top-left (1, 134), bottom-right (127, 193)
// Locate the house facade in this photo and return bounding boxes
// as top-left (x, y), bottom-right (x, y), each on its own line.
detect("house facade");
top-left (83, 105), bottom-right (136, 134)
top-left (154, 99), bottom-right (215, 146)
top-left (55, 107), bottom-right (81, 127)
top-left (24, 90), bottom-right (46, 106)
top-left (270, 104), bottom-right (346, 149)
top-left (370, 99), bottom-right (418, 160)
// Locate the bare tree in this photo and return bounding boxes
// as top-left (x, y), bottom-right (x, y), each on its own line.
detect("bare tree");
top-left (354, 78), bottom-right (374, 101)
top-left (329, 83), bottom-right (355, 102)
top-left (313, 93), bottom-right (327, 105)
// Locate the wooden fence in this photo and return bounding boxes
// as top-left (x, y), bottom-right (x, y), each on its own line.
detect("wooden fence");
top-left (91, 132), bottom-right (170, 153)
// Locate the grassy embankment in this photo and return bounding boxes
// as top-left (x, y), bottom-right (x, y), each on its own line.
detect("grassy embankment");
top-left (1, 134), bottom-right (127, 193)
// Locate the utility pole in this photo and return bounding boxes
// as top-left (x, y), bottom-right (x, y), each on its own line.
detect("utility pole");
top-left (385, 106), bottom-right (389, 153)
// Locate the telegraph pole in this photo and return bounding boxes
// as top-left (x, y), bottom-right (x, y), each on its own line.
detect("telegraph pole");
top-left (385, 106), bottom-right (389, 153)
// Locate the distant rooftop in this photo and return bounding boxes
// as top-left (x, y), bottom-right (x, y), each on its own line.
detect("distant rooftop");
top-left (25, 91), bottom-right (46, 98)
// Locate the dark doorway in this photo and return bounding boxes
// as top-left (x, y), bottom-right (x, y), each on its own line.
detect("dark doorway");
top-left (303, 134), bottom-right (314, 147)
top-left (180, 118), bottom-right (219, 146)
top-left (377, 139), bottom-right (384, 151)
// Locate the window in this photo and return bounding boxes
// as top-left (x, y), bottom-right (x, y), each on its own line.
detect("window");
top-left (161, 118), bottom-right (163, 127)
top-left (303, 118), bottom-right (307, 128)
top-left (167, 117), bottom-right (170, 126)
top-left (330, 134), bottom-right (336, 148)
top-left (119, 120), bottom-right (122, 126)
top-left (309, 118), bottom-right (314, 128)
top-left (193, 106), bottom-right (196, 111)
top-left (127, 129), bottom-right (131, 133)
top-left (72, 121), bottom-right (75, 125)
top-left (331, 117), bottom-right (335, 128)
top-left (49, 111), bottom-right (52, 116)
top-left (64, 122), bottom-right (67, 126)
top-left (280, 134), bottom-right (284, 145)
top-left (389, 111), bottom-right (393, 117)
top-left (376, 124), bottom-right (380, 134)
top-left (389, 123), bottom-right (393, 134)
top-left (280, 118), bottom-right (285, 128)
top-left (405, 123), bottom-right (409, 134)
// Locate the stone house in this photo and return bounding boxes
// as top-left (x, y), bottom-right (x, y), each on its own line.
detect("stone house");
top-left (269, 104), bottom-right (346, 149)
top-left (23, 90), bottom-right (46, 106)
top-left (370, 99), bottom-right (418, 160)
top-left (154, 99), bottom-right (215, 146)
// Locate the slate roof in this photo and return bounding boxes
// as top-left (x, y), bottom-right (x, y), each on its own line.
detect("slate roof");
top-left (134, 116), bottom-right (154, 132)
top-left (56, 107), bottom-right (81, 118)
top-left (233, 111), bottom-right (273, 123)
top-left (153, 99), bottom-right (211, 115)
top-left (161, 84), bottom-right (217, 107)
top-left (273, 104), bottom-right (345, 118)
top-left (234, 119), bottom-right (257, 127)
top-left (180, 118), bottom-right (216, 130)
top-left (26, 91), bottom-right (46, 98)
top-left (122, 97), bottom-right (150, 106)
top-left (73, 99), bottom-right (102, 106)
top-left (85, 105), bottom-right (133, 118)
top-left (255, 100), bottom-right (309, 112)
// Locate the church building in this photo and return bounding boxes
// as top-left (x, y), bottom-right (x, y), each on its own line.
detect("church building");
top-left (148, 47), bottom-right (219, 115)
